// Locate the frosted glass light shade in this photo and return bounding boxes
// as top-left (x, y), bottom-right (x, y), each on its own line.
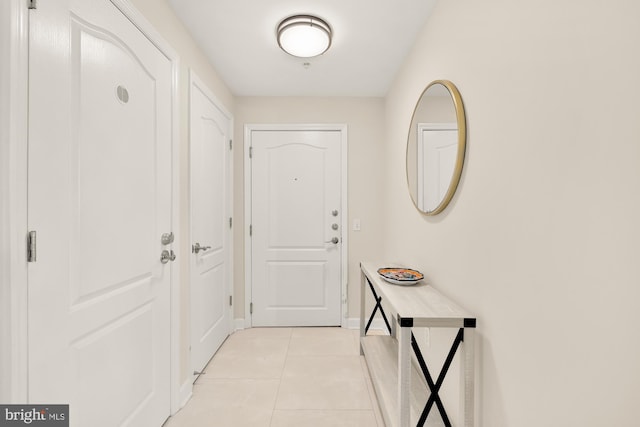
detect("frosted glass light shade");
top-left (277, 15), bottom-right (332, 58)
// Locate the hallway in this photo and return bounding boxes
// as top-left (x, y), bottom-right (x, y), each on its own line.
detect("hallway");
top-left (163, 327), bottom-right (383, 426)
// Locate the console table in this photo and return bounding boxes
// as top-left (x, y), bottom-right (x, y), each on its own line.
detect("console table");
top-left (359, 261), bottom-right (476, 427)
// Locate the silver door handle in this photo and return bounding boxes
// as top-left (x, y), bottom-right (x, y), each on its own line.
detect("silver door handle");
top-left (192, 243), bottom-right (212, 254)
top-left (325, 237), bottom-right (339, 244)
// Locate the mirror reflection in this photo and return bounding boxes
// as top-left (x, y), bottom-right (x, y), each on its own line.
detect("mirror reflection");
top-left (406, 80), bottom-right (466, 215)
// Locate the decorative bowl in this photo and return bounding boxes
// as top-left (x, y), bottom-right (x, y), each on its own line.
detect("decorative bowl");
top-left (377, 267), bottom-right (424, 286)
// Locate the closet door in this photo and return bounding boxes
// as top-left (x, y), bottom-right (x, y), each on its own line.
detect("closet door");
top-left (190, 73), bottom-right (232, 378)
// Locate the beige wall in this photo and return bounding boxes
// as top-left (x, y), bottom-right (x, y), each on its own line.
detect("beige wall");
top-left (383, 0), bottom-right (640, 425)
top-left (128, 0), bottom-right (234, 385)
top-left (233, 97), bottom-right (385, 321)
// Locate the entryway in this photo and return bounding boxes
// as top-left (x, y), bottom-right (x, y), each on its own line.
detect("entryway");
top-left (245, 125), bottom-right (347, 327)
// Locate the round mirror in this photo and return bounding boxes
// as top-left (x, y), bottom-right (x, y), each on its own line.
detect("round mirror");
top-left (406, 80), bottom-right (466, 215)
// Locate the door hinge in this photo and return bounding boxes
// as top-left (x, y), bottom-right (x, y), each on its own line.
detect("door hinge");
top-left (229, 139), bottom-right (233, 150)
top-left (249, 224), bottom-right (252, 236)
top-left (249, 146), bottom-right (253, 159)
top-left (250, 302), bottom-right (253, 314)
top-left (229, 295), bottom-right (233, 306)
top-left (27, 231), bottom-right (37, 262)
top-left (28, 0), bottom-right (37, 10)
top-left (229, 217), bottom-right (233, 229)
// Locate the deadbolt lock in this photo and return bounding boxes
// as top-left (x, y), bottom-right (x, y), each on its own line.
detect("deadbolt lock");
top-left (161, 232), bottom-right (175, 245)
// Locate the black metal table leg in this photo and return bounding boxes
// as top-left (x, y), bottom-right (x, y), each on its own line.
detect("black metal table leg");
top-left (411, 329), bottom-right (464, 427)
top-left (364, 276), bottom-right (392, 335)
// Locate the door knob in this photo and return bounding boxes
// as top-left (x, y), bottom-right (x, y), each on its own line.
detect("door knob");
top-left (192, 242), bottom-right (212, 254)
top-left (161, 249), bottom-right (176, 264)
top-left (325, 237), bottom-right (339, 244)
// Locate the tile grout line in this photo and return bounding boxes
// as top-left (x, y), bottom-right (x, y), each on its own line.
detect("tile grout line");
top-left (268, 328), bottom-right (293, 427)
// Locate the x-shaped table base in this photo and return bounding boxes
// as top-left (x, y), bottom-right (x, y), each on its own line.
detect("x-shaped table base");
top-left (365, 276), bottom-right (392, 334)
top-left (364, 276), bottom-right (467, 427)
top-left (411, 329), bottom-right (464, 427)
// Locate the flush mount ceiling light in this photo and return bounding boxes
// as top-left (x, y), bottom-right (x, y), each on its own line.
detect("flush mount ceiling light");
top-left (277, 15), bottom-right (332, 58)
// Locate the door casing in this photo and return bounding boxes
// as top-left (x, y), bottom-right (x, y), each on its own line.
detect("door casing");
top-left (243, 124), bottom-right (348, 329)
top-left (0, 0), bottom-right (184, 414)
top-left (0, 0), bottom-right (29, 404)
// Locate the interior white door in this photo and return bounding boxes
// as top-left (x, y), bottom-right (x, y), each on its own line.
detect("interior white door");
top-left (417, 124), bottom-right (458, 212)
top-left (250, 130), bottom-right (342, 326)
top-left (28, 1), bottom-right (172, 426)
top-left (190, 75), bottom-right (231, 378)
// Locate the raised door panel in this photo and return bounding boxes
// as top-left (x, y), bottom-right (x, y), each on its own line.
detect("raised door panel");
top-left (265, 144), bottom-right (326, 248)
top-left (71, 16), bottom-right (158, 303)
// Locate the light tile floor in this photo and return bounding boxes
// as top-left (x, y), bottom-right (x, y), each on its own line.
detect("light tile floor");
top-left (163, 327), bottom-right (384, 427)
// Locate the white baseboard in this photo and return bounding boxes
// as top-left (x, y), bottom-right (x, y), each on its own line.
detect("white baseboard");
top-left (175, 379), bottom-right (192, 414)
top-left (232, 318), bottom-right (386, 332)
top-left (345, 318), bottom-right (387, 332)
top-left (345, 317), bottom-right (360, 330)
top-left (234, 318), bottom-right (246, 331)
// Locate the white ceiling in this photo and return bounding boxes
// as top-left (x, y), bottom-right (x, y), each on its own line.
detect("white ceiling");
top-left (167, 0), bottom-right (437, 97)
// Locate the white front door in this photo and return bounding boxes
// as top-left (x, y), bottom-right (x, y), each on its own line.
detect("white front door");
top-left (189, 73), bottom-right (232, 378)
top-left (249, 129), bottom-right (343, 326)
top-left (28, 1), bottom-right (172, 426)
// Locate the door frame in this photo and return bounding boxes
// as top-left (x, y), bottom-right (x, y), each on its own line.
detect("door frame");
top-left (243, 124), bottom-right (348, 329)
top-left (188, 69), bottom-right (234, 374)
top-left (0, 0), bottom-right (184, 415)
top-left (0, 0), bottom-right (29, 404)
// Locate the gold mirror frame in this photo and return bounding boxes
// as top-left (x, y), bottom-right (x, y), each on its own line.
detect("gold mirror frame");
top-left (406, 80), bottom-right (467, 215)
